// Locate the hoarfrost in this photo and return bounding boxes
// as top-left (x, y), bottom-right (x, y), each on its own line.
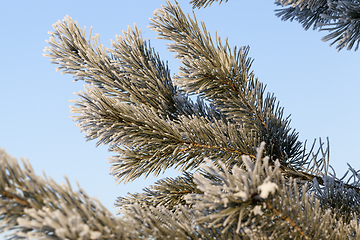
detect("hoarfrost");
top-left (258, 182), bottom-right (278, 199)
top-left (252, 205), bottom-right (262, 215)
top-left (90, 231), bottom-right (102, 239)
top-left (234, 191), bottom-right (248, 201)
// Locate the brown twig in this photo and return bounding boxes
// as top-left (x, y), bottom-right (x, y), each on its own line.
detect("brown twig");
top-left (266, 201), bottom-right (309, 239)
top-left (1, 190), bottom-right (30, 207)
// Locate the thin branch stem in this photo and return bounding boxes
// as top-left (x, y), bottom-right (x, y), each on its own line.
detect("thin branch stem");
top-left (179, 142), bottom-right (256, 160)
top-left (1, 190), bottom-right (30, 207)
top-left (265, 201), bottom-right (309, 240)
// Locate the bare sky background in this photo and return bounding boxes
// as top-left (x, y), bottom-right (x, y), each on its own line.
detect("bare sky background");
top-left (1, 0), bottom-right (359, 215)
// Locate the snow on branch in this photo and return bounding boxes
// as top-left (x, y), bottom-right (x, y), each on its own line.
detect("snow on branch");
top-left (275, 0), bottom-right (360, 51)
top-left (0, 149), bottom-right (124, 239)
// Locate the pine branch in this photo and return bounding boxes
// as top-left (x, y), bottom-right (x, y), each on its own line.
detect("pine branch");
top-left (264, 201), bottom-right (308, 239)
top-left (43, 17), bottom-right (128, 98)
top-left (44, 2), bottom-right (359, 194)
top-left (120, 203), bottom-right (238, 239)
top-left (275, 1), bottom-right (332, 30)
top-left (311, 165), bottom-right (360, 223)
top-left (116, 172), bottom-right (201, 210)
top-left (0, 149), bottom-right (230, 239)
top-left (3, 145), bottom-right (360, 239)
top-left (150, 0), bottom-right (303, 165)
top-left (46, 16), bottom-right (258, 184)
top-left (150, 1), bottom-right (360, 200)
top-left (190, 0), bottom-right (229, 9)
top-left (44, 16), bottom-right (181, 116)
top-left (40, 3), bottom-right (360, 238)
top-left (185, 143), bottom-right (357, 239)
top-left (71, 84), bottom-right (256, 183)
top-left (275, 0), bottom-right (360, 51)
top-left (0, 149), bottom-right (125, 239)
top-left (281, 138), bottom-right (360, 209)
top-left (44, 4), bottom-right (360, 196)
top-left (193, 0), bottom-right (360, 51)
top-left (107, 25), bottom-right (178, 115)
top-left (185, 143), bottom-right (281, 233)
top-left (107, 111), bottom-right (260, 182)
top-left (320, 1), bottom-right (360, 51)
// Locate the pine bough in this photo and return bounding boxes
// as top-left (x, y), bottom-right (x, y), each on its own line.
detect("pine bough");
top-left (193, 0), bottom-right (360, 51)
top-left (1, 0), bottom-right (360, 239)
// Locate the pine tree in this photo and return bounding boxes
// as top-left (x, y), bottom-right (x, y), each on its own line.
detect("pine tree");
top-left (1, 0), bottom-right (359, 239)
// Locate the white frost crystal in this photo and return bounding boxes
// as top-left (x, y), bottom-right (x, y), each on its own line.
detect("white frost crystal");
top-left (234, 190), bottom-right (248, 201)
top-left (258, 182), bottom-right (278, 199)
top-left (252, 205), bottom-right (263, 215)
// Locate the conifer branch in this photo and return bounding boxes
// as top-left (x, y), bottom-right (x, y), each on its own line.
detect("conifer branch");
top-left (37, 1), bottom-right (360, 238)
top-left (179, 143), bottom-right (257, 160)
top-left (150, 0), bottom-right (303, 166)
top-left (185, 145), bottom-right (353, 238)
top-left (116, 172), bottom-right (202, 210)
top-left (0, 149), bottom-right (125, 239)
top-left (190, 0), bottom-right (228, 9)
top-left (192, 1), bottom-right (360, 50)
top-left (265, 201), bottom-right (309, 240)
top-left (275, 0), bottom-right (360, 51)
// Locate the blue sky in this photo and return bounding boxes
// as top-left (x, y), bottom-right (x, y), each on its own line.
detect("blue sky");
top-left (1, 0), bottom-right (359, 215)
